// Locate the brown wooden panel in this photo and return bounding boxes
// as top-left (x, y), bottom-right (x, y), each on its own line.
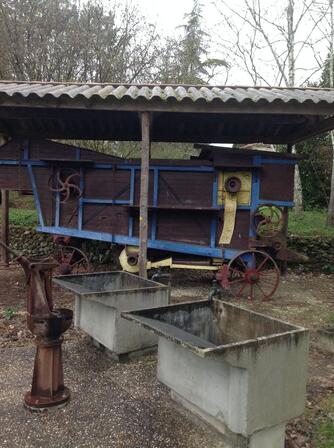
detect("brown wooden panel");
top-left (0, 139), bottom-right (22, 159)
top-left (59, 202), bottom-right (78, 228)
top-left (260, 164), bottom-right (294, 202)
top-left (30, 139), bottom-right (122, 162)
top-left (83, 204), bottom-right (128, 235)
top-left (134, 171), bottom-right (154, 206)
top-left (30, 139), bottom-right (76, 160)
top-left (132, 211), bottom-right (152, 237)
top-left (34, 167), bottom-right (54, 226)
top-left (84, 169), bottom-right (130, 200)
top-left (158, 171), bottom-right (213, 207)
top-left (212, 153), bottom-right (253, 167)
top-left (0, 166), bottom-right (30, 190)
top-left (156, 210), bottom-right (211, 246)
top-left (216, 210), bottom-right (250, 250)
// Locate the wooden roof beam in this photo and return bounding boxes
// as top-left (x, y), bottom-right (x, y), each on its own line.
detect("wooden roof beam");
top-left (287, 115), bottom-right (334, 144)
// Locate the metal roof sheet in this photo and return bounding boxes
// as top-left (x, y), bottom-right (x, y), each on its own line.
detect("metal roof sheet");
top-left (0, 81), bottom-right (334, 144)
top-left (0, 81), bottom-right (334, 105)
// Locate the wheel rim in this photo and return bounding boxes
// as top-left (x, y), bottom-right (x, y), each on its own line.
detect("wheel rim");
top-left (227, 250), bottom-right (280, 301)
top-left (56, 246), bottom-right (91, 275)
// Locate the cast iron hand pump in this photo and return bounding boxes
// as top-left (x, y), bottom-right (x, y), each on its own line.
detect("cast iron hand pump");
top-left (0, 241), bottom-right (72, 409)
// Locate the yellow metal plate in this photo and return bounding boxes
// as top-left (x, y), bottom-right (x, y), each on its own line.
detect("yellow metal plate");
top-left (217, 171), bottom-right (252, 206)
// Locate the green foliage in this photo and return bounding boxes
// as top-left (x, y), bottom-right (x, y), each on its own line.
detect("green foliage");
top-left (288, 210), bottom-right (334, 237)
top-left (320, 53), bottom-right (332, 88)
top-left (3, 307), bottom-right (17, 320)
top-left (314, 421), bottom-right (334, 448)
top-left (0, 0), bottom-right (159, 83)
top-left (325, 312), bottom-right (334, 325)
top-left (6, 209), bottom-right (38, 226)
top-left (313, 396), bottom-right (334, 448)
top-left (296, 135), bottom-right (331, 210)
top-left (157, 1), bottom-right (227, 84)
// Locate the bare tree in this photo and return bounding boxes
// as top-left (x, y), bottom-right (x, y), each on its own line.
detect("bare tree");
top-left (308, 0), bottom-right (334, 225)
top-left (214, 0), bottom-right (330, 214)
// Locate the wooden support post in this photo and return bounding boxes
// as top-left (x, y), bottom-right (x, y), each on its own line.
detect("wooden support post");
top-left (138, 112), bottom-right (151, 278)
top-left (1, 189), bottom-right (9, 266)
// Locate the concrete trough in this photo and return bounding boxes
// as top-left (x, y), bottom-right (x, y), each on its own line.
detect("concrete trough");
top-left (53, 271), bottom-right (170, 359)
top-left (123, 299), bottom-right (309, 448)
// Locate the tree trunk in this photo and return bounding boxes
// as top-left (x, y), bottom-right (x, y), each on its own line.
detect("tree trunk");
top-left (327, 0), bottom-right (334, 226)
top-left (293, 164), bottom-right (304, 215)
top-left (327, 131), bottom-right (334, 226)
top-left (287, 0), bottom-right (303, 214)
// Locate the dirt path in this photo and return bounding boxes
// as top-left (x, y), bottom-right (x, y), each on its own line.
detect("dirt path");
top-left (0, 267), bottom-right (334, 447)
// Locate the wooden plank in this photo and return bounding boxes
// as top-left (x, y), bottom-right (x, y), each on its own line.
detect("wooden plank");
top-left (288, 115), bottom-right (334, 144)
top-left (138, 112), bottom-right (151, 278)
top-left (1, 98), bottom-right (334, 116)
top-left (1, 190), bottom-right (9, 266)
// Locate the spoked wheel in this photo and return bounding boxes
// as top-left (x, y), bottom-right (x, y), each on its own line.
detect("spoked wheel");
top-left (227, 250), bottom-right (280, 301)
top-left (55, 245), bottom-right (91, 275)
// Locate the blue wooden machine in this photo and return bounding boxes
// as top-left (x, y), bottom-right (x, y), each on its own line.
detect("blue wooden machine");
top-left (0, 138), bottom-right (301, 300)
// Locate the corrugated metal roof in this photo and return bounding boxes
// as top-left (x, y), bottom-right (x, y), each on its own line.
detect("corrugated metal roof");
top-left (0, 81), bottom-right (334, 105)
top-left (0, 81), bottom-right (334, 143)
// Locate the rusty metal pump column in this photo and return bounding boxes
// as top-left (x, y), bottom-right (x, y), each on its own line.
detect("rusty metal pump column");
top-left (8, 246), bottom-right (73, 409)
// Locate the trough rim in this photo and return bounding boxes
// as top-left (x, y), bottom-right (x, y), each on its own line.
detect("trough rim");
top-left (53, 270), bottom-right (169, 296)
top-left (122, 299), bottom-right (308, 358)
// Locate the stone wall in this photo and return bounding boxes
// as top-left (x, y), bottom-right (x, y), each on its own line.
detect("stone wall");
top-left (288, 235), bottom-right (334, 273)
top-left (7, 226), bottom-right (332, 273)
top-left (9, 226), bottom-right (117, 265)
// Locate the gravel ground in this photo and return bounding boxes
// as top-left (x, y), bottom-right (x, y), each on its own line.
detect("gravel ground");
top-left (0, 336), bottom-right (226, 448)
top-left (1, 267), bottom-right (334, 447)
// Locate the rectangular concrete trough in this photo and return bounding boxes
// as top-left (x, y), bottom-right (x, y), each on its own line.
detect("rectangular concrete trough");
top-left (123, 299), bottom-right (309, 448)
top-left (53, 271), bottom-right (170, 359)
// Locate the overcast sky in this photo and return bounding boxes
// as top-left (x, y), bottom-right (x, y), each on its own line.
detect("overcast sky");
top-left (104, 0), bottom-right (330, 86)
top-left (138, 0), bottom-right (209, 33)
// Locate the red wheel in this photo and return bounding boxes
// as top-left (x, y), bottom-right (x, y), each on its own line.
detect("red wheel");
top-left (227, 250), bottom-right (280, 301)
top-left (48, 168), bottom-right (82, 203)
top-left (55, 246), bottom-right (91, 275)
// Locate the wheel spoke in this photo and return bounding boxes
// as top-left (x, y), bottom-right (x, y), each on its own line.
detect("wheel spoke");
top-left (60, 189), bottom-right (70, 203)
top-left (70, 184), bottom-right (82, 194)
top-left (248, 284), bottom-right (254, 301)
top-left (229, 267), bottom-right (246, 276)
top-left (229, 277), bottom-right (246, 285)
top-left (235, 282), bottom-right (247, 299)
top-left (256, 255), bottom-right (269, 272)
top-left (66, 173), bottom-right (80, 182)
top-left (255, 281), bottom-right (270, 299)
top-left (238, 257), bottom-right (247, 269)
top-left (71, 257), bottom-right (85, 267)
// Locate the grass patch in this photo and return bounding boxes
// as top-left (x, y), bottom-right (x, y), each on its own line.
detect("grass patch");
top-left (314, 420), bottom-right (334, 448)
top-left (325, 312), bottom-right (334, 326)
top-left (313, 396), bottom-right (334, 448)
top-left (8, 208), bottom-right (38, 226)
top-left (288, 210), bottom-right (334, 237)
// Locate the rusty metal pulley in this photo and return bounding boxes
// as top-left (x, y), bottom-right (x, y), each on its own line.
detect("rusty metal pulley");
top-left (224, 176), bottom-right (241, 193)
top-left (253, 205), bottom-right (285, 238)
top-left (48, 168), bottom-right (82, 203)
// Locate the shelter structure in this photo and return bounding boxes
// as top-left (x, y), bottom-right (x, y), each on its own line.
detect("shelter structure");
top-left (0, 81), bottom-right (334, 278)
